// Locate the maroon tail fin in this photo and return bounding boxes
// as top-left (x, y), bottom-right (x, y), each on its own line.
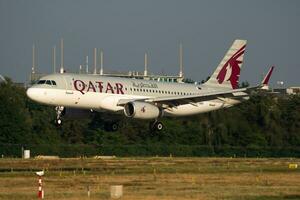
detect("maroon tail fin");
top-left (204, 39), bottom-right (247, 89)
top-left (261, 66), bottom-right (275, 85)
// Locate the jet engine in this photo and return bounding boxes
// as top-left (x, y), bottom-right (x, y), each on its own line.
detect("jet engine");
top-left (124, 102), bottom-right (161, 119)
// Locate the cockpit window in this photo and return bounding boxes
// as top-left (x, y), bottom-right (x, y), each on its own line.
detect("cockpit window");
top-left (37, 79), bottom-right (57, 86)
top-left (46, 80), bottom-right (52, 85)
top-left (37, 80), bottom-right (46, 84)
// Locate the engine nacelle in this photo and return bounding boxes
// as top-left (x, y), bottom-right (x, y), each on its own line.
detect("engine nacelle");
top-left (62, 108), bottom-right (93, 119)
top-left (124, 102), bottom-right (161, 119)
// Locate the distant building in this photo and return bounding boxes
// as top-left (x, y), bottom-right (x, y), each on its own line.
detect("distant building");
top-left (273, 88), bottom-right (287, 95)
top-left (273, 87), bottom-right (300, 96)
top-left (286, 87), bottom-right (300, 95)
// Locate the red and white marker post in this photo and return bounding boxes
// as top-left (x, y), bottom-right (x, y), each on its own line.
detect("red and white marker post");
top-left (36, 171), bottom-right (44, 199)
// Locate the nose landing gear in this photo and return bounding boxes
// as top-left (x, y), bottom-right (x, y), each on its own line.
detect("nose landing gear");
top-left (55, 106), bottom-right (65, 126)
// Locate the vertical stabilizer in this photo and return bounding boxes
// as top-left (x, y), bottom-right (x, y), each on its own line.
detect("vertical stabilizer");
top-left (204, 39), bottom-right (247, 89)
top-left (261, 66), bottom-right (274, 85)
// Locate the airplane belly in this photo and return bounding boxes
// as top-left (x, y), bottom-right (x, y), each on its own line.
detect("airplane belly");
top-left (47, 88), bottom-right (145, 112)
top-left (98, 94), bottom-right (147, 112)
top-left (98, 95), bottom-right (123, 111)
top-left (73, 92), bottom-right (106, 109)
top-left (164, 101), bottom-right (225, 117)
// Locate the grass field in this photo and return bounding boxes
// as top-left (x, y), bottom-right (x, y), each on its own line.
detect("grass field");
top-left (0, 157), bottom-right (299, 200)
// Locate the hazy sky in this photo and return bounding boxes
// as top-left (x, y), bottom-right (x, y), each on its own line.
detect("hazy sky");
top-left (0, 0), bottom-right (299, 86)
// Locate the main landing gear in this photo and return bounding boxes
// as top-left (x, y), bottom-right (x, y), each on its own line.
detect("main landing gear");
top-left (55, 106), bottom-right (65, 126)
top-left (104, 121), bottom-right (119, 132)
top-left (149, 120), bottom-right (164, 132)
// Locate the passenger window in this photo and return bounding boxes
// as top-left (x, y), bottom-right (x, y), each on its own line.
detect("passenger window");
top-left (51, 81), bottom-right (57, 85)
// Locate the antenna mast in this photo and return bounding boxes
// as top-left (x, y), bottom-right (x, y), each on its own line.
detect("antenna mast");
top-left (85, 56), bottom-right (89, 74)
top-left (60, 38), bottom-right (64, 73)
top-left (53, 46), bottom-right (56, 73)
top-left (179, 43), bottom-right (183, 78)
top-left (93, 48), bottom-right (97, 74)
top-left (32, 44), bottom-right (35, 74)
top-left (100, 50), bottom-right (103, 75)
top-left (144, 53), bottom-right (148, 76)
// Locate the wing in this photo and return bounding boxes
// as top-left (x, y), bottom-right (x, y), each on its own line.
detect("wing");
top-left (146, 88), bottom-right (249, 107)
top-left (117, 88), bottom-right (249, 108)
top-left (117, 66), bottom-right (274, 108)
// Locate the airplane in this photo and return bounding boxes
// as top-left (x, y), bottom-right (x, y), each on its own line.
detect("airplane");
top-left (26, 39), bottom-right (274, 132)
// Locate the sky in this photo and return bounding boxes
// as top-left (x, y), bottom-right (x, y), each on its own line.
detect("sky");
top-left (0, 0), bottom-right (299, 87)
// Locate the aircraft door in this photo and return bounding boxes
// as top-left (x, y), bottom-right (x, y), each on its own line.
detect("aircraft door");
top-left (62, 75), bottom-right (80, 106)
top-left (63, 76), bottom-right (74, 94)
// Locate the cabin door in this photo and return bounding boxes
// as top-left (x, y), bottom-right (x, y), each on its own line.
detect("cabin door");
top-left (63, 75), bottom-right (74, 94)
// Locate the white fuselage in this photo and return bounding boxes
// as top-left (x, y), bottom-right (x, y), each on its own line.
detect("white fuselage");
top-left (27, 73), bottom-right (241, 117)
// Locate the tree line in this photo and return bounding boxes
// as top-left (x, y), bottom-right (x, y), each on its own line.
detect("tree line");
top-left (0, 78), bottom-right (299, 157)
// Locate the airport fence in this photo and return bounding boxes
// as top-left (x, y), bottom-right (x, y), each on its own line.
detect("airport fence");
top-left (0, 143), bottom-right (300, 158)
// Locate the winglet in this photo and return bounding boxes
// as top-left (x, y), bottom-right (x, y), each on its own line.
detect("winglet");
top-left (261, 66), bottom-right (274, 85)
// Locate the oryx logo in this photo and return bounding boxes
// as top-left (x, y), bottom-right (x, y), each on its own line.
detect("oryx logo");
top-left (141, 106), bottom-right (146, 113)
top-left (216, 44), bottom-right (246, 89)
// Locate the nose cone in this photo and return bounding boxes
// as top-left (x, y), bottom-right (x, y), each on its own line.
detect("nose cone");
top-left (26, 88), bottom-right (40, 102)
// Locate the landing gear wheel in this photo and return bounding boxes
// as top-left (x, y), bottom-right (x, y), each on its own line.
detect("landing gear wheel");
top-left (104, 122), bottom-right (119, 132)
top-left (111, 122), bottom-right (119, 132)
top-left (55, 119), bottom-right (62, 126)
top-left (155, 121), bottom-right (164, 131)
top-left (149, 121), bottom-right (164, 132)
